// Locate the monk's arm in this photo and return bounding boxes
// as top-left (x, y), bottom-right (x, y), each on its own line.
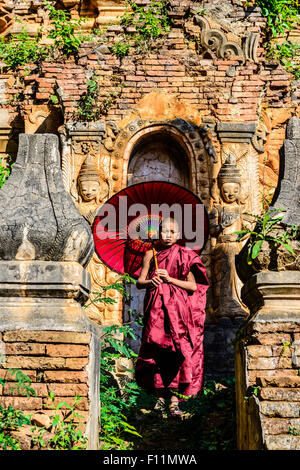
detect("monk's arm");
top-left (136, 251), bottom-right (162, 289)
top-left (156, 269), bottom-right (197, 293)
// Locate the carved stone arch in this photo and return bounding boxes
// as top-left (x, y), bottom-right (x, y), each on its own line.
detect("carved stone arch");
top-left (110, 117), bottom-right (215, 208)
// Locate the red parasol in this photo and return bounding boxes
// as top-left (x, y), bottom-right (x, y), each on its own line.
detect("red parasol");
top-left (92, 181), bottom-right (209, 279)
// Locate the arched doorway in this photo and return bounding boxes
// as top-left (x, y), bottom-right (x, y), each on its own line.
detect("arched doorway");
top-left (124, 127), bottom-right (191, 352)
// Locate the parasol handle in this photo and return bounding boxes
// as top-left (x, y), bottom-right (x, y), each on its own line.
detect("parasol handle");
top-left (152, 245), bottom-right (162, 295)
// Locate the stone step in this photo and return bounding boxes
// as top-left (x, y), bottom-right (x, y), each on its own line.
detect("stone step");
top-left (259, 388), bottom-right (300, 401)
top-left (265, 435), bottom-right (300, 450)
top-left (262, 417), bottom-right (300, 435)
top-left (257, 376), bottom-right (300, 388)
top-left (260, 401), bottom-right (300, 418)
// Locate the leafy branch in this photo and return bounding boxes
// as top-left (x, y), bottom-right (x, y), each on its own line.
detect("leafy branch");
top-left (235, 208), bottom-right (298, 264)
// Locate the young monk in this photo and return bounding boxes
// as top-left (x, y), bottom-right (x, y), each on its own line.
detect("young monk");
top-left (135, 217), bottom-right (209, 416)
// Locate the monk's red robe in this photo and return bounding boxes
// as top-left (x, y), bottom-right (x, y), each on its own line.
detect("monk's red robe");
top-left (135, 243), bottom-right (209, 397)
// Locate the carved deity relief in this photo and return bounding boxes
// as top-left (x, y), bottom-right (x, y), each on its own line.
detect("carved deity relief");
top-left (70, 152), bottom-right (116, 324)
top-left (210, 154), bottom-right (250, 318)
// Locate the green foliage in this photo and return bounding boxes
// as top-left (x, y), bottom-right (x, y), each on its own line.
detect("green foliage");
top-left (0, 157), bottom-right (13, 189)
top-left (34, 391), bottom-right (88, 450)
top-left (248, 0), bottom-right (300, 77)
top-left (98, 274), bottom-right (144, 449)
top-left (0, 370), bottom-right (34, 450)
top-left (109, 0), bottom-right (171, 57)
top-left (267, 40), bottom-right (300, 79)
top-left (0, 29), bottom-right (45, 70)
top-left (235, 208), bottom-right (297, 265)
top-left (44, 0), bottom-right (85, 56)
top-left (110, 41), bottom-right (131, 59)
top-left (0, 405), bottom-right (31, 450)
top-left (8, 369), bottom-right (37, 397)
top-left (179, 378), bottom-right (236, 450)
top-left (253, 0), bottom-right (299, 38)
top-left (75, 76), bottom-right (122, 121)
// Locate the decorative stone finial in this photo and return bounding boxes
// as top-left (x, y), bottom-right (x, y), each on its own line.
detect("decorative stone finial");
top-left (0, 134), bottom-right (94, 267)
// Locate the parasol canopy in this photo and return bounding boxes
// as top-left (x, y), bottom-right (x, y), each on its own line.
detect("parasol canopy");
top-left (92, 181), bottom-right (209, 278)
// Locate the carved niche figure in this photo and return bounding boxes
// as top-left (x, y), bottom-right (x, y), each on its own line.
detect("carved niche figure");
top-left (210, 154), bottom-right (249, 318)
top-left (72, 153), bottom-right (116, 324)
top-left (73, 154), bottom-right (110, 225)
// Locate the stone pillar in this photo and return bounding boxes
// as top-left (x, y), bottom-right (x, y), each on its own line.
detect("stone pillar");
top-left (235, 117), bottom-right (300, 450)
top-left (0, 134), bottom-right (100, 449)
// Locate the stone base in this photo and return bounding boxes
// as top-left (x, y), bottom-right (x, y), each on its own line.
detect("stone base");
top-left (0, 260), bottom-right (101, 449)
top-left (235, 270), bottom-right (300, 450)
top-left (0, 329), bottom-right (100, 450)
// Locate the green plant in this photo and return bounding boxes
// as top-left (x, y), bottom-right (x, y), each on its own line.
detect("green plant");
top-left (0, 370), bottom-right (35, 450)
top-left (267, 40), bottom-right (300, 78)
top-left (120, 0), bottom-right (171, 52)
top-left (247, 1), bottom-right (300, 77)
top-left (0, 157), bottom-right (13, 188)
top-left (0, 405), bottom-right (31, 450)
top-left (0, 29), bottom-right (46, 70)
top-left (235, 208), bottom-right (296, 265)
top-left (250, 0), bottom-right (299, 38)
top-left (111, 40), bottom-right (131, 59)
top-left (34, 391), bottom-right (88, 450)
top-left (44, 0), bottom-right (86, 56)
top-left (96, 274), bottom-right (144, 449)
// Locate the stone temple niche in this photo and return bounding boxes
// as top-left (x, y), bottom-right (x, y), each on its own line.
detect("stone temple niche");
top-left (125, 130), bottom-right (190, 352)
top-left (127, 132), bottom-right (189, 188)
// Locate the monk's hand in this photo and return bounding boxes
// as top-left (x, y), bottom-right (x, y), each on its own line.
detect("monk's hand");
top-left (150, 275), bottom-right (163, 287)
top-left (155, 269), bottom-right (171, 283)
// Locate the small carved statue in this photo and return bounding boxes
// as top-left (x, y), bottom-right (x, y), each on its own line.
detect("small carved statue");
top-left (72, 153), bottom-right (113, 324)
top-left (210, 154), bottom-right (249, 318)
top-left (74, 154), bottom-right (110, 225)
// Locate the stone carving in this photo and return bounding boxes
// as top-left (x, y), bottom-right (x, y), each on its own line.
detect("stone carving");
top-left (186, 15), bottom-right (260, 63)
top-left (210, 154), bottom-right (249, 318)
top-left (0, 133), bottom-right (94, 266)
top-left (251, 122), bottom-right (269, 153)
top-left (216, 121), bottom-right (257, 144)
top-left (237, 117), bottom-right (300, 283)
top-left (73, 153), bottom-right (110, 225)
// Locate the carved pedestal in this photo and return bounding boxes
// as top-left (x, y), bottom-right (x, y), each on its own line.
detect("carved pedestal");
top-left (236, 272), bottom-right (300, 450)
top-left (0, 134), bottom-right (100, 449)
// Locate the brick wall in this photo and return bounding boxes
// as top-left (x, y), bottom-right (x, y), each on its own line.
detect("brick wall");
top-left (236, 321), bottom-right (300, 450)
top-left (0, 330), bottom-right (92, 424)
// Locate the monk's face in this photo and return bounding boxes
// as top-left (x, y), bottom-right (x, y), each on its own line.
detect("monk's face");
top-left (160, 221), bottom-right (180, 247)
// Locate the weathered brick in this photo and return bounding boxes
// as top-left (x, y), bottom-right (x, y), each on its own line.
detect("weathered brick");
top-left (5, 343), bottom-right (46, 355)
top-left (3, 382), bottom-right (48, 397)
top-left (42, 396), bottom-right (89, 410)
top-left (262, 417), bottom-right (300, 435)
top-left (46, 383), bottom-right (88, 396)
top-left (248, 356), bottom-right (292, 370)
top-left (3, 356), bottom-right (66, 370)
top-left (0, 396), bottom-right (42, 410)
top-left (265, 435), bottom-right (300, 450)
top-left (261, 401), bottom-right (300, 418)
top-left (65, 358), bottom-right (89, 370)
top-left (44, 370), bottom-right (88, 383)
top-left (260, 388), bottom-right (300, 401)
top-left (257, 376), bottom-right (300, 388)
top-left (247, 345), bottom-right (273, 357)
top-left (3, 331), bottom-right (91, 344)
top-left (252, 333), bottom-right (291, 345)
top-left (46, 344), bottom-right (89, 357)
